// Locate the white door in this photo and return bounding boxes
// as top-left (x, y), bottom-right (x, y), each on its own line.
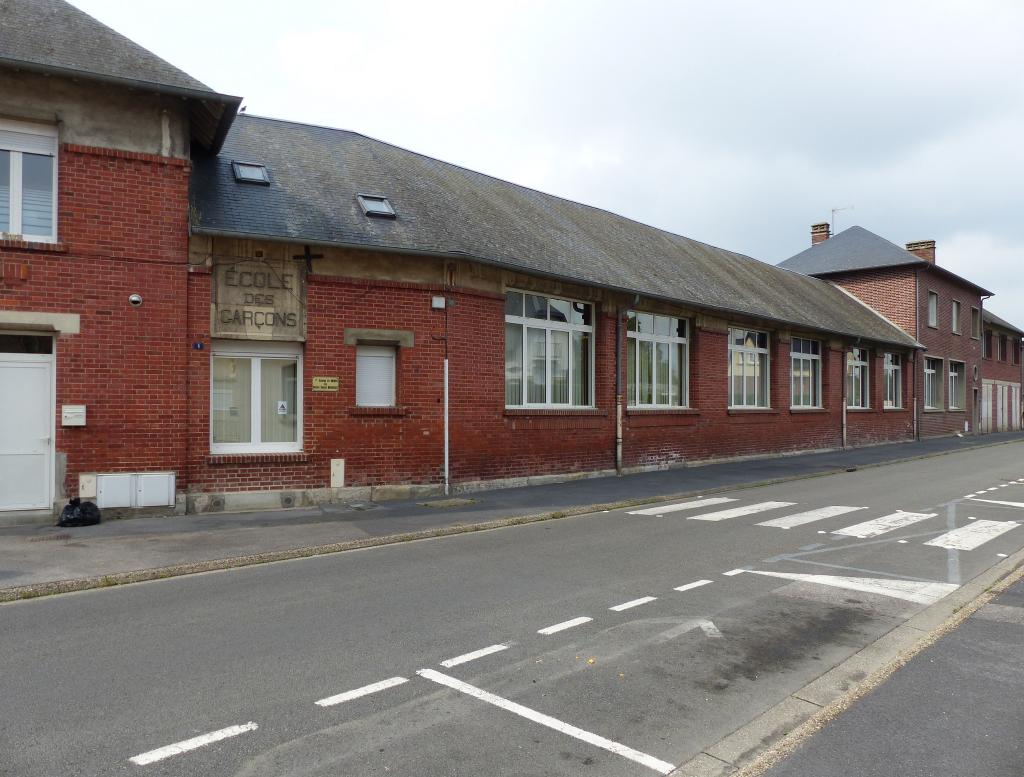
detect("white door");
top-left (0, 354), bottom-right (52, 510)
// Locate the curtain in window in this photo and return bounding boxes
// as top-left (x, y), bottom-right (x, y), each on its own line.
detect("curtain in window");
top-left (572, 331), bottom-right (590, 406)
top-left (0, 151), bottom-right (9, 232)
top-left (550, 330), bottom-right (569, 404)
top-left (505, 323), bottom-right (523, 405)
top-left (211, 357), bottom-right (252, 443)
top-left (21, 153), bottom-right (53, 236)
top-left (261, 358), bottom-right (298, 441)
top-left (527, 327), bottom-right (546, 403)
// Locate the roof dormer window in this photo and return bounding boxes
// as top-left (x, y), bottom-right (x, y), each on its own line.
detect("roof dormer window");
top-left (356, 194), bottom-right (396, 218)
top-left (231, 161), bottom-right (270, 184)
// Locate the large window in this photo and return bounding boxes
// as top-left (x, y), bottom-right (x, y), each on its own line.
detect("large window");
top-left (847, 347), bottom-right (870, 408)
top-left (504, 291), bottom-right (593, 407)
top-left (211, 342), bottom-right (302, 453)
top-left (924, 357), bottom-right (943, 409)
top-left (626, 312), bottom-right (688, 407)
top-left (790, 338), bottom-right (821, 408)
top-left (927, 292), bottom-right (939, 328)
top-left (948, 360), bottom-right (966, 410)
top-left (0, 120), bottom-right (58, 243)
top-left (884, 353), bottom-right (902, 409)
top-left (951, 300), bottom-right (961, 334)
top-left (728, 328), bottom-right (769, 408)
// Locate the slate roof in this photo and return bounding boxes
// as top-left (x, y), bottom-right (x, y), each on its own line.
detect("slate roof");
top-left (0, 0), bottom-right (240, 150)
top-left (779, 225), bottom-right (992, 295)
top-left (191, 115), bottom-right (919, 348)
top-left (780, 226), bottom-right (926, 275)
top-left (984, 309), bottom-right (1024, 336)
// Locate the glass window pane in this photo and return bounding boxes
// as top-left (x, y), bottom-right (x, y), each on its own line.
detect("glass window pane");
top-left (627, 338), bottom-right (636, 405)
top-left (675, 319), bottom-right (687, 339)
top-left (549, 298), bottom-right (571, 323)
top-left (504, 291), bottom-right (523, 317)
top-left (639, 339), bottom-right (653, 404)
top-left (525, 294), bottom-right (547, 319)
top-left (261, 358), bottom-right (298, 442)
top-left (792, 360), bottom-right (801, 406)
top-left (626, 311), bottom-right (637, 332)
top-left (731, 351), bottom-right (743, 405)
top-left (655, 316), bottom-right (672, 336)
top-left (211, 357), bottom-right (252, 443)
top-left (527, 327), bottom-right (546, 403)
top-left (672, 342), bottom-right (684, 406)
top-left (0, 150), bottom-right (9, 232)
top-left (636, 312), bottom-right (655, 334)
top-left (571, 301), bottom-right (592, 326)
top-left (572, 331), bottom-right (590, 405)
top-left (756, 352), bottom-right (768, 405)
top-left (505, 323), bottom-right (523, 405)
top-left (21, 153), bottom-right (53, 237)
top-left (656, 341), bottom-right (670, 404)
top-left (550, 330), bottom-right (569, 404)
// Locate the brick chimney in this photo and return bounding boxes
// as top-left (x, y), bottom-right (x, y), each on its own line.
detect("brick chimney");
top-left (905, 240), bottom-right (936, 263)
top-left (811, 222), bottom-right (830, 245)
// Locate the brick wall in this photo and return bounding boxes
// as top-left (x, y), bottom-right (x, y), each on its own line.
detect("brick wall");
top-left (1, 146), bottom-right (191, 499)
top-left (825, 267), bottom-right (918, 336)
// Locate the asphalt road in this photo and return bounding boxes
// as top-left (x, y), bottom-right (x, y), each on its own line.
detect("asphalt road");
top-left (2, 442), bottom-right (1023, 776)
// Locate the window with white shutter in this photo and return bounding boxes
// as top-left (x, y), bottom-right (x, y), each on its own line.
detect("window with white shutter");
top-left (356, 346), bottom-right (396, 407)
top-left (0, 120), bottom-right (58, 243)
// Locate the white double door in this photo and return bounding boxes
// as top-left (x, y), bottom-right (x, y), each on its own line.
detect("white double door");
top-left (0, 353), bottom-right (52, 510)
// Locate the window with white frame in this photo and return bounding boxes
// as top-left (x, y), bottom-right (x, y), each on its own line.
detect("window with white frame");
top-left (951, 300), bottom-right (961, 334)
top-left (728, 328), bottom-right (770, 408)
top-left (790, 338), bottom-right (822, 408)
top-left (211, 341), bottom-right (302, 453)
top-left (948, 360), bottom-right (966, 410)
top-left (846, 347), bottom-right (870, 408)
top-left (504, 291), bottom-right (593, 407)
top-left (626, 312), bottom-right (688, 407)
top-left (356, 345), bottom-right (396, 407)
top-left (924, 357), bottom-right (943, 409)
top-left (0, 120), bottom-right (58, 242)
top-left (927, 292), bottom-right (939, 327)
top-left (884, 353), bottom-right (902, 409)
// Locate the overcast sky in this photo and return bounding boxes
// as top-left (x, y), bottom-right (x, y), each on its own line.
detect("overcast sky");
top-left (78, 0), bottom-right (1023, 322)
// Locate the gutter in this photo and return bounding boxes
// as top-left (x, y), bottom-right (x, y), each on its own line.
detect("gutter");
top-left (192, 227), bottom-right (920, 351)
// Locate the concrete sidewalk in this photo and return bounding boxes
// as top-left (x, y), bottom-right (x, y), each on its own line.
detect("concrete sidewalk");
top-left (3, 430), bottom-right (1023, 597)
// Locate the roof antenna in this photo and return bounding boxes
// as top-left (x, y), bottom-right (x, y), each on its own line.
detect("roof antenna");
top-left (831, 205), bottom-right (854, 235)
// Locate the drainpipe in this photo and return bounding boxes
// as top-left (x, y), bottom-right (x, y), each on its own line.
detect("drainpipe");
top-left (914, 269), bottom-right (921, 441)
top-left (842, 346), bottom-right (848, 449)
top-left (615, 305), bottom-right (623, 474)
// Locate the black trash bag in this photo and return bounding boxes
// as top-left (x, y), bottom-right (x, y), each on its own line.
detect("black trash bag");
top-left (57, 497), bottom-right (101, 527)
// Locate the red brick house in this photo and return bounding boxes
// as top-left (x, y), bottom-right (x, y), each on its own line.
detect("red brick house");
top-left (980, 310), bottom-right (1023, 432)
top-left (780, 225), bottom-right (995, 439)
top-left (0, 0), bottom-right (1000, 521)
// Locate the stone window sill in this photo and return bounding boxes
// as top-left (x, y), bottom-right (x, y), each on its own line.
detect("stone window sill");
top-left (846, 407), bottom-right (876, 413)
top-left (789, 407), bottom-right (828, 414)
top-left (0, 239), bottom-right (68, 253)
top-left (727, 408), bottom-right (779, 415)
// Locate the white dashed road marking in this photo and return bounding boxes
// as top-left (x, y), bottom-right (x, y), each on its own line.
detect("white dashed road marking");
top-left (674, 579), bottom-right (714, 592)
top-left (538, 617), bottom-right (593, 635)
top-left (416, 669), bottom-right (675, 774)
top-left (969, 499), bottom-right (1024, 509)
top-left (832, 511), bottom-right (937, 539)
top-left (687, 501), bottom-right (796, 522)
top-left (315, 677), bottom-right (409, 707)
top-left (744, 570), bottom-right (959, 605)
top-left (627, 497), bottom-right (736, 516)
top-left (925, 520), bottom-right (1020, 551)
top-left (440, 644), bottom-right (509, 668)
top-left (757, 505), bottom-right (867, 529)
top-left (722, 569), bottom-right (746, 576)
top-left (610, 596), bottom-right (657, 611)
top-left (129, 723), bottom-right (258, 766)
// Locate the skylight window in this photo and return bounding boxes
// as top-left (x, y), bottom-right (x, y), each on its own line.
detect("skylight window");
top-left (357, 194), bottom-right (396, 218)
top-left (232, 161), bottom-right (270, 184)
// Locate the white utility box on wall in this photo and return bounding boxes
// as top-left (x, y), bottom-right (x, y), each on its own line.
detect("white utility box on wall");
top-left (96, 472), bottom-right (175, 508)
top-left (61, 404), bottom-right (86, 426)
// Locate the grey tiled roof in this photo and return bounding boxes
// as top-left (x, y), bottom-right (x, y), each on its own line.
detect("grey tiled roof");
top-left (190, 115), bottom-right (918, 348)
top-left (0, 0), bottom-right (211, 94)
top-left (779, 226), bottom-right (926, 275)
top-left (984, 309), bottom-right (1024, 336)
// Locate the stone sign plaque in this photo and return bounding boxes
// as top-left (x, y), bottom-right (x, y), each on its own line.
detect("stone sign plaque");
top-left (212, 258), bottom-right (306, 340)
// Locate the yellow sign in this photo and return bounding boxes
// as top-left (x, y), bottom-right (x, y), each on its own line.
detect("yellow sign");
top-left (312, 376), bottom-right (339, 392)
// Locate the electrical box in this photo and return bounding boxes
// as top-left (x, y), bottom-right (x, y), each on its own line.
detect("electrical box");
top-left (61, 404), bottom-right (86, 426)
top-left (330, 458), bottom-right (345, 488)
top-left (78, 473), bottom-right (97, 500)
top-left (97, 472), bottom-right (176, 508)
top-left (431, 295), bottom-right (446, 310)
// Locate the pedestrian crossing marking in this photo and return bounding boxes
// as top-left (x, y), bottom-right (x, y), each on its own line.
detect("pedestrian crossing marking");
top-left (968, 498), bottom-right (1024, 509)
top-left (924, 520), bottom-right (1020, 551)
top-left (627, 497), bottom-right (736, 516)
top-left (832, 511), bottom-right (937, 539)
top-left (758, 505), bottom-right (867, 529)
top-left (687, 501), bottom-right (796, 522)
top-left (743, 570), bottom-right (959, 605)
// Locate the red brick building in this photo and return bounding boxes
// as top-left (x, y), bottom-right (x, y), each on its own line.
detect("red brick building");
top-left (780, 225), bottom-right (1004, 439)
top-left (0, 1), bottom-right (1013, 522)
top-left (980, 311), bottom-right (1023, 432)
